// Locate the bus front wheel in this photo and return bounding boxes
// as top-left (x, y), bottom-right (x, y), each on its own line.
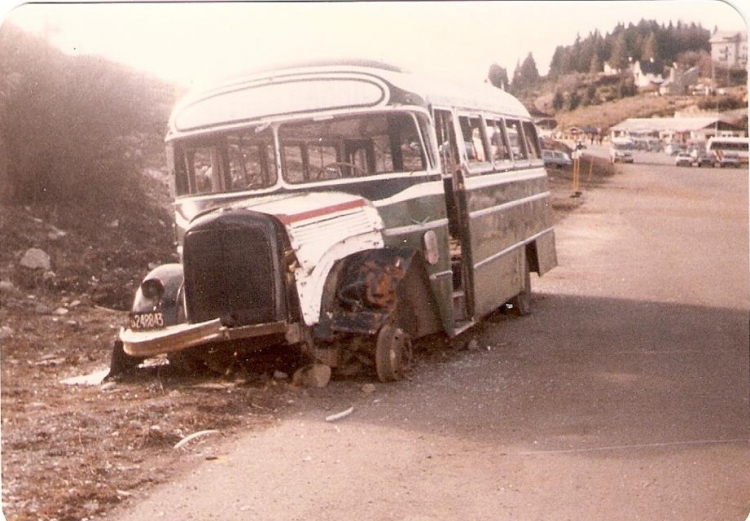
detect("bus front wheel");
top-left (375, 324), bottom-right (412, 382)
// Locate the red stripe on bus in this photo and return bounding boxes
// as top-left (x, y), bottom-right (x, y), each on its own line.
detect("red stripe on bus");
top-left (277, 199), bottom-right (366, 224)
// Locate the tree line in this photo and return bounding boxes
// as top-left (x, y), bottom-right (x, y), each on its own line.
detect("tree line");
top-left (488, 18), bottom-right (713, 100)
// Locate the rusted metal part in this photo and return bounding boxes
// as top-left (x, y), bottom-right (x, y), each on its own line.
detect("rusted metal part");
top-left (337, 250), bottom-right (409, 311)
top-left (316, 247), bottom-right (443, 341)
top-left (326, 310), bottom-right (391, 336)
top-left (315, 249), bottom-right (413, 337)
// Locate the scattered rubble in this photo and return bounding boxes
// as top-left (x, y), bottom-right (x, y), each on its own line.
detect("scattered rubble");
top-left (293, 363), bottom-right (332, 388)
top-left (19, 247), bottom-right (51, 270)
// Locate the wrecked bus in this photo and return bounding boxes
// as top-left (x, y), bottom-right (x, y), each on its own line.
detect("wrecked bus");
top-left (109, 59), bottom-right (557, 382)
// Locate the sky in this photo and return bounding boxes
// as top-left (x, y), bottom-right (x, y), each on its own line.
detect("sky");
top-left (2, 0), bottom-right (748, 90)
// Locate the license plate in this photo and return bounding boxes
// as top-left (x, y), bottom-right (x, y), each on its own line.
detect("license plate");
top-left (129, 312), bottom-right (165, 331)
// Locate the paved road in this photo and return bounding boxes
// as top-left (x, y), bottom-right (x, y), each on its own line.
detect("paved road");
top-left (112, 161), bottom-right (750, 521)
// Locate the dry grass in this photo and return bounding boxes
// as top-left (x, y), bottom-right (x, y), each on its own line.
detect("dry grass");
top-left (553, 94), bottom-right (700, 130)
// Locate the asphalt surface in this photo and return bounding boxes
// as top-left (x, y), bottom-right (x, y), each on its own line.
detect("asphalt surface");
top-left (112, 153), bottom-right (750, 521)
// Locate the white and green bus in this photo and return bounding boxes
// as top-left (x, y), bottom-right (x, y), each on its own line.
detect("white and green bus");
top-left (110, 59), bottom-right (557, 382)
top-left (706, 136), bottom-right (749, 165)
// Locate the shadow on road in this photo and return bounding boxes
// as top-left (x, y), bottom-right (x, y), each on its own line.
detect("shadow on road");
top-left (315, 292), bottom-right (750, 455)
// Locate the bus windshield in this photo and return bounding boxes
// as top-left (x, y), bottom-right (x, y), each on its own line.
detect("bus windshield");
top-left (173, 126), bottom-right (277, 196)
top-left (279, 112), bottom-right (430, 183)
top-left (173, 111), bottom-right (433, 196)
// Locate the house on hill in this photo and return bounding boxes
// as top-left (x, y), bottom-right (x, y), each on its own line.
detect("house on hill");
top-left (659, 66), bottom-right (700, 96)
top-left (710, 30), bottom-right (748, 69)
top-left (632, 59), bottom-right (665, 89)
top-left (605, 59), bottom-right (697, 95)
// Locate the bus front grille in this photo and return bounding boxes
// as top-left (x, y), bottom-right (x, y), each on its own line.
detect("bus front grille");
top-left (183, 223), bottom-right (277, 326)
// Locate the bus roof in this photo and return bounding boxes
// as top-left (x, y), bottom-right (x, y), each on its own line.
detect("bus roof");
top-left (167, 59), bottom-right (530, 139)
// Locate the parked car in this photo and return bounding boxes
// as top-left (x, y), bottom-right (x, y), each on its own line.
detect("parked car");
top-left (610, 146), bottom-right (634, 163)
top-left (717, 152), bottom-right (741, 168)
top-left (674, 152), bottom-right (694, 167)
top-left (542, 149), bottom-right (572, 169)
top-left (696, 152), bottom-right (716, 168)
top-left (665, 144), bottom-right (684, 156)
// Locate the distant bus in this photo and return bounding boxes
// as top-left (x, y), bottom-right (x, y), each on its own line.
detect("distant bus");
top-left (706, 137), bottom-right (749, 164)
top-left (109, 59), bottom-right (557, 382)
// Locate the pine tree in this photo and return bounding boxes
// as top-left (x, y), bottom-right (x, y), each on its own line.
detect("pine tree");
top-left (512, 53), bottom-right (540, 94)
top-left (552, 90), bottom-right (565, 110)
top-left (487, 63), bottom-right (509, 90)
top-left (589, 51), bottom-right (602, 74)
top-left (642, 32), bottom-right (660, 61)
top-left (609, 32), bottom-right (630, 71)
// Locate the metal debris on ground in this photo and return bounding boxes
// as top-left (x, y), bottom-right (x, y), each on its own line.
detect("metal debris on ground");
top-left (325, 406), bottom-right (354, 422)
top-left (173, 429), bottom-right (221, 450)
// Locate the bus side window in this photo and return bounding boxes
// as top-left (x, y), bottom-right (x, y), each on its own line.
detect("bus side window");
top-left (487, 118), bottom-right (511, 163)
top-left (505, 119), bottom-right (527, 161)
top-left (522, 121), bottom-right (541, 159)
top-left (459, 115), bottom-right (488, 165)
top-left (435, 109), bottom-right (459, 174)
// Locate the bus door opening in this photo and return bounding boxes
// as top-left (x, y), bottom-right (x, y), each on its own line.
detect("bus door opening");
top-left (435, 109), bottom-right (472, 323)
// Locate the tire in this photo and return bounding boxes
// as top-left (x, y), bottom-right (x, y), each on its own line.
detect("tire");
top-left (375, 324), bottom-right (412, 382)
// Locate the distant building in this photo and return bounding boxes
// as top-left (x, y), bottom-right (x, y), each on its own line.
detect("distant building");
top-left (659, 66), bottom-right (700, 96)
top-left (610, 115), bottom-right (746, 145)
top-left (609, 59), bottom-right (698, 94)
top-left (710, 30), bottom-right (748, 69)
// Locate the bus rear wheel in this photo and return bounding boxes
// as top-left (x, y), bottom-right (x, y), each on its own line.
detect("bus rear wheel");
top-left (375, 324), bottom-right (412, 382)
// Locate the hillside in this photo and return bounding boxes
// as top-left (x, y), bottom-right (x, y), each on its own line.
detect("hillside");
top-left (550, 87), bottom-right (747, 132)
top-left (0, 24), bottom-right (178, 310)
top-left (0, 23), bottom-right (175, 207)
top-left (524, 70), bottom-right (747, 133)
top-left (551, 92), bottom-right (701, 130)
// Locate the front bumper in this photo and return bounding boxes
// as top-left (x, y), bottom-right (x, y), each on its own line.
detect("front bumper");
top-left (119, 319), bottom-right (294, 357)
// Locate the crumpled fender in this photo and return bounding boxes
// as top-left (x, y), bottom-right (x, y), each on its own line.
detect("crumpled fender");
top-left (130, 263), bottom-right (185, 327)
top-left (316, 248), bottom-right (440, 339)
